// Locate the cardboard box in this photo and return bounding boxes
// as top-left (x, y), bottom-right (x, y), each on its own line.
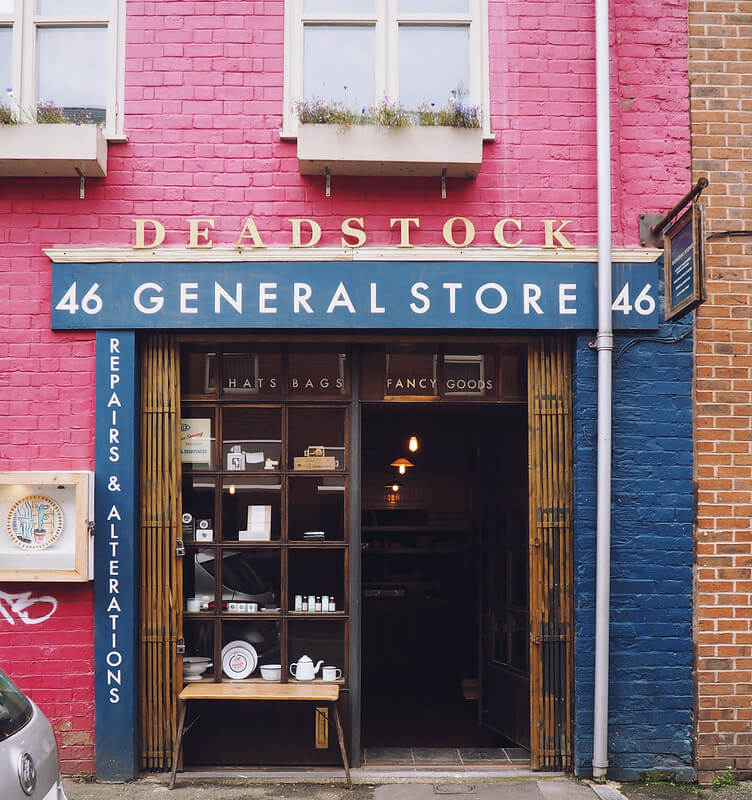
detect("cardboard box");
top-left (239, 504), bottom-right (272, 541)
top-left (293, 456), bottom-right (338, 471)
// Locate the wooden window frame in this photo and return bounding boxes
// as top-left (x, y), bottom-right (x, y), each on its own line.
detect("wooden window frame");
top-left (282, 0), bottom-right (492, 140)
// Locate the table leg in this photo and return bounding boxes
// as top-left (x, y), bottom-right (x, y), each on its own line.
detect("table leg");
top-left (331, 702), bottom-right (352, 789)
top-left (168, 699), bottom-right (188, 790)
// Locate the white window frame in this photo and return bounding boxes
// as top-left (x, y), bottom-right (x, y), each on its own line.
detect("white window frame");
top-left (282, 0), bottom-right (492, 140)
top-left (0, 0), bottom-right (126, 140)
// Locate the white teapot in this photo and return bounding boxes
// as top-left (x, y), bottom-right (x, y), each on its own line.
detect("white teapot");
top-left (290, 655), bottom-right (323, 681)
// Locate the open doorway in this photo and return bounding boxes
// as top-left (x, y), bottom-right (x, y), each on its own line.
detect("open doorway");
top-left (360, 403), bottom-right (529, 754)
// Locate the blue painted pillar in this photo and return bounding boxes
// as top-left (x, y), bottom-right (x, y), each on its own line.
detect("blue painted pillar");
top-left (94, 331), bottom-right (139, 780)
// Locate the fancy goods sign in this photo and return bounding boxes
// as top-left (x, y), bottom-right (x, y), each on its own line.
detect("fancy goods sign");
top-left (52, 260), bottom-right (660, 330)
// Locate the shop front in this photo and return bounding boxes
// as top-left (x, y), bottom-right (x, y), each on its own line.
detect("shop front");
top-left (47, 247), bottom-right (680, 780)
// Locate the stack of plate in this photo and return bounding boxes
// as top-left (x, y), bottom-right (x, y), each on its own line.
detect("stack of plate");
top-left (221, 640), bottom-right (258, 680)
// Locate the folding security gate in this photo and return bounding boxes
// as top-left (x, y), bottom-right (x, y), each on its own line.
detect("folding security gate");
top-left (527, 336), bottom-right (574, 771)
top-left (139, 334), bottom-right (182, 770)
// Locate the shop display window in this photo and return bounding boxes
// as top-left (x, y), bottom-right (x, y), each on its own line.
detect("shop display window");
top-left (287, 548), bottom-right (345, 613)
top-left (180, 345), bottom-right (351, 685)
top-left (442, 350), bottom-right (498, 400)
top-left (222, 406), bottom-right (281, 473)
top-left (288, 620), bottom-right (346, 683)
top-left (287, 346), bottom-right (351, 399)
top-left (361, 343), bottom-right (527, 402)
top-left (183, 549), bottom-right (217, 612)
top-left (181, 346), bottom-right (217, 397)
top-left (221, 347), bottom-right (284, 399)
top-left (180, 408), bottom-right (216, 471)
top-left (288, 406), bottom-right (346, 471)
top-left (221, 477), bottom-right (282, 543)
top-left (287, 476), bottom-right (346, 542)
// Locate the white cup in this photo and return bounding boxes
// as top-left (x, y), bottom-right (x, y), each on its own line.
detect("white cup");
top-left (322, 665), bottom-right (342, 681)
top-left (186, 598), bottom-right (201, 613)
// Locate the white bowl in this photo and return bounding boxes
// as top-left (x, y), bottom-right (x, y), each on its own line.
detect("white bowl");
top-left (183, 661), bottom-right (212, 677)
top-left (260, 664), bottom-right (281, 681)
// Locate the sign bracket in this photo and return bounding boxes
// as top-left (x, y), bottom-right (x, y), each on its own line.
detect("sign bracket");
top-left (639, 177), bottom-right (708, 247)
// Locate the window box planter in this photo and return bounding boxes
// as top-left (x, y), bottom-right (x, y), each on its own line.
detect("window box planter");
top-left (0, 123), bottom-right (107, 177)
top-left (297, 123), bottom-right (483, 178)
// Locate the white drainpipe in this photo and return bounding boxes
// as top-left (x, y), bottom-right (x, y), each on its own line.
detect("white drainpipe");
top-left (592, 0), bottom-right (612, 780)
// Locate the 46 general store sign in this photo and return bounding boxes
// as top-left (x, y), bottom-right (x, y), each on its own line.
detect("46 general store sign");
top-left (51, 259), bottom-right (659, 330)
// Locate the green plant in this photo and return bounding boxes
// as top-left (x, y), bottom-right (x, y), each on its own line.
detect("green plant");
top-left (295, 93), bottom-right (480, 129)
top-left (711, 766), bottom-right (736, 790)
top-left (0, 104), bottom-right (18, 125)
top-left (36, 101), bottom-right (68, 124)
top-left (294, 97), bottom-right (358, 126)
top-left (36, 101), bottom-right (95, 124)
top-left (367, 97), bottom-right (411, 127)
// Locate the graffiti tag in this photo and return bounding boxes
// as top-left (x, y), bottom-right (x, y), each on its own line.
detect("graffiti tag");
top-left (0, 590), bottom-right (58, 625)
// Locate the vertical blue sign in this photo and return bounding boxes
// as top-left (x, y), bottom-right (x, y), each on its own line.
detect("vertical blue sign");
top-left (95, 331), bottom-right (138, 780)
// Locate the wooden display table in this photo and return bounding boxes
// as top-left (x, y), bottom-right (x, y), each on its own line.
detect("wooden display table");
top-left (168, 682), bottom-right (352, 789)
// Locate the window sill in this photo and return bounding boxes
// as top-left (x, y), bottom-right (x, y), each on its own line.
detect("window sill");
top-left (0, 123), bottom-right (108, 177)
top-left (297, 123), bottom-right (483, 178)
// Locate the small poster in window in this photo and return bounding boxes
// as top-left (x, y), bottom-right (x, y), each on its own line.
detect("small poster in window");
top-left (180, 418), bottom-right (212, 465)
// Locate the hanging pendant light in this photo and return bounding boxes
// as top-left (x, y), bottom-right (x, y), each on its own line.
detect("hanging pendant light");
top-left (390, 457), bottom-right (414, 476)
top-left (408, 435), bottom-right (419, 453)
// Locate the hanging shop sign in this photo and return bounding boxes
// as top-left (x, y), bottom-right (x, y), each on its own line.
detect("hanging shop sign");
top-left (52, 260), bottom-right (660, 330)
top-left (0, 471), bottom-right (93, 582)
top-left (664, 203), bottom-right (706, 322)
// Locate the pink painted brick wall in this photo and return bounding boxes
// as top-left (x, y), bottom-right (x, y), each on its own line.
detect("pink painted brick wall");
top-left (0, 0), bottom-right (690, 775)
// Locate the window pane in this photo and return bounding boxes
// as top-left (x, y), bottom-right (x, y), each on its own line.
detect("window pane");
top-left (305, 0), bottom-right (374, 11)
top-left (400, 0), bottom-right (468, 11)
top-left (0, 28), bottom-right (11, 102)
top-left (399, 24), bottom-right (470, 109)
top-left (37, 26), bottom-right (107, 123)
top-left (0, 1), bottom-right (13, 14)
top-left (304, 25), bottom-right (374, 110)
top-left (37, 0), bottom-right (108, 14)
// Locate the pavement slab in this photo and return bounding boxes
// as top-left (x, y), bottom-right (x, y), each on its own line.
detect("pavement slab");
top-left (62, 778), bottom-right (602, 800)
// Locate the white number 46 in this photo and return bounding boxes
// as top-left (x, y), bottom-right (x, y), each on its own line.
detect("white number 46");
top-left (55, 282), bottom-right (103, 315)
top-left (612, 283), bottom-right (655, 316)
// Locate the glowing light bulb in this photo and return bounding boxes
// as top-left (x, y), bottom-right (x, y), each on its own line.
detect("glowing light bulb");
top-left (408, 436), bottom-right (419, 452)
top-left (392, 484), bottom-right (400, 492)
top-left (229, 484), bottom-right (236, 495)
top-left (398, 463), bottom-right (406, 475)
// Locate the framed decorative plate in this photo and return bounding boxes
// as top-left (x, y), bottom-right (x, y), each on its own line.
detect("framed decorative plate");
top-left (7, 495), bottom-right (64, 551)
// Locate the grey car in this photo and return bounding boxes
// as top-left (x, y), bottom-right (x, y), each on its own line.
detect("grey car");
top-left (0, 667), bottom-right (67, 800)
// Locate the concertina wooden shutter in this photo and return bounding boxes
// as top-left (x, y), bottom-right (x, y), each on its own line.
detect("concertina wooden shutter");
top-left (528, 336), bottom-right (574, 771)
top-left (139, 334), bottom-right (183, 770)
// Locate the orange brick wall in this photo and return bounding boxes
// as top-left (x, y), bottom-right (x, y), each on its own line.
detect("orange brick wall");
top-left (690, 0), bottom-right (752, 785)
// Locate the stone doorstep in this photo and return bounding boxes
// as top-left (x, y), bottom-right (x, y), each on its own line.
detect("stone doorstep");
top-left (148, 768), bottom-right (560, 784)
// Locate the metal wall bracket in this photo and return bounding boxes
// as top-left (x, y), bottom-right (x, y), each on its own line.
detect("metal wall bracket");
top-left (325, 167), bottom-right (331, 197)
top-left (441, 168), bottom-right (447, 199)
top-left (639, 213), bottom-right (665, 247)
top-left (76, 167), bottom-right (85, 199)
top-left (639, 177), bottom-right (708, 246)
